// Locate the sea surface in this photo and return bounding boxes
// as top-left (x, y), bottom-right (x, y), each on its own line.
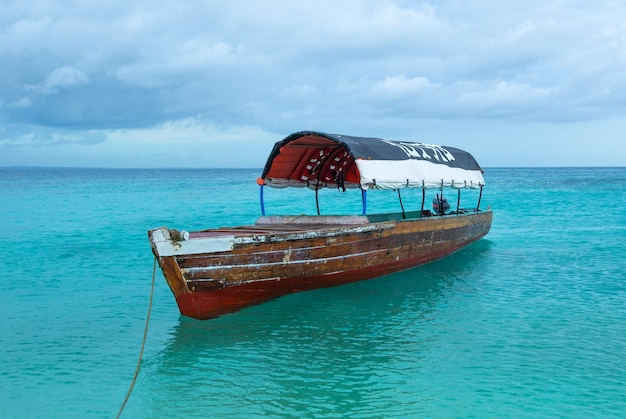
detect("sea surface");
top-left (1, 167), bottom-right (625, 418)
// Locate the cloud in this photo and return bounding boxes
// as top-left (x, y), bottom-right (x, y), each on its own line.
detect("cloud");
top-left (8, 97), bottom-right (32, 108)
top-left (1, 0), bottom-right (626, 166)
top-left (0, 124), bottom-right (106, 148)
top-left (46, 66), bottom-right (89, 89)
top-left (25, 66), bottom-right (90, 94)
top-left (373, 76), bottom-right (438, 96)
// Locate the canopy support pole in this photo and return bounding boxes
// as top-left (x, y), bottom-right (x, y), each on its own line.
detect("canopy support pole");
top-left (312, 149), bottom-right (335, 216)
top-left (438, 180), bottom-right (444, 216)
top-left (476, 185), bottom-right (483, 212)
top-left (361, 189), bottom-right (367, 215)
top-left (315, 186), bottom-right (320, 215)
top-left (259, 185), bottom-right (266, 216)
top-left (456, 189), bottom-right (461, 215)
top-left (397, 189), bottom-right (406, 219)
top-left (420, 185), bottom-right (425, 218)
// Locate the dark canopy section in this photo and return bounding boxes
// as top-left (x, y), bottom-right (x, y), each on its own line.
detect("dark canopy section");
top-left (260, 131), bottom-right (485, 190)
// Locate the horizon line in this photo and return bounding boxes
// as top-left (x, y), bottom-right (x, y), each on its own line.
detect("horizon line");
top-left (1, 165), bottom-right (625, 170)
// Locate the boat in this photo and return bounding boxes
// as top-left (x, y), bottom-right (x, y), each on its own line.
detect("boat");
top-left (148, 130), bottom-right (492, 320)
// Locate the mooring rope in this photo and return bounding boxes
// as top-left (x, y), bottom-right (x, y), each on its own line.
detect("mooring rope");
top-left (116, 257), bottom-right (157, 419)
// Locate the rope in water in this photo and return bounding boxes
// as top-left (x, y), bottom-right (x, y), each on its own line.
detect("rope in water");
top-left (116, 257), bottom-right (157, 419)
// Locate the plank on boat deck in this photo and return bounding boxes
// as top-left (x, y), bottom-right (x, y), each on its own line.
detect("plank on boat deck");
top-left (189, 223), bottom-right (355, 238)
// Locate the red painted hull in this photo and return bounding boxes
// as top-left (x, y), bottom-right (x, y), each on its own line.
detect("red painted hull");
top-left (175, 238), bottom-right (479, 319)
top-left (150, 211), bottom-right (492, 320)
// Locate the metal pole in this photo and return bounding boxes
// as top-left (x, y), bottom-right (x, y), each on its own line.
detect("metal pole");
top-left (397, 189), bottom-right (406, 219)
top-left (476, 185), bottom-right (483, 212)
top-left (439, 180), bottom-right (444, 215)
top-left (361, 189), bottom-right (367, 215)
top-left (315, 185), bottom-right (320, 215)
top-left (259, 184), bottom-right (266, 216)
top-left (420, 183), bottom-right (425, 218)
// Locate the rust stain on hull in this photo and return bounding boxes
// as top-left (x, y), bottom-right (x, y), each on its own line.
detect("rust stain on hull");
top-left (150, 211), bottom-right (492, 320)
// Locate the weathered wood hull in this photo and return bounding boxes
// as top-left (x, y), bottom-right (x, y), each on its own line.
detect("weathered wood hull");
top-left (148, 211), bottom-right (492, 320)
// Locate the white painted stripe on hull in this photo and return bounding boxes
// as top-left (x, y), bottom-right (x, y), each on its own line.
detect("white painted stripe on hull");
top-left (150, 228), bottom-right (235, 257)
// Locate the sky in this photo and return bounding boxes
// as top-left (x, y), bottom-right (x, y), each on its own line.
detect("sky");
top-left (1, 0), bottom-right (625, 168)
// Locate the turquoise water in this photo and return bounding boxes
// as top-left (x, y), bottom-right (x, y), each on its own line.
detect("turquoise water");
top-left (1, 167), bottom-right (625, 418)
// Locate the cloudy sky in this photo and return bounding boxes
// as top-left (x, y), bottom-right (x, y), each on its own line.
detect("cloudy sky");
top-left (1, 0), bottom-right (625, 168)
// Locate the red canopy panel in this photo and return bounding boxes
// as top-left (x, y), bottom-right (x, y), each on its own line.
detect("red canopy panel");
top-left (263, 134), bottom-right (361, 189)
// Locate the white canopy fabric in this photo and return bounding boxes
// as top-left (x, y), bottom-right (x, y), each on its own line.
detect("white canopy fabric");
top-left (355, 159), bottom-right (485, 190)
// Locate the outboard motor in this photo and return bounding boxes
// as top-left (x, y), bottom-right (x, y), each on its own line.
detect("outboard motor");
top-left (433, 194), bottom-right (450, 215)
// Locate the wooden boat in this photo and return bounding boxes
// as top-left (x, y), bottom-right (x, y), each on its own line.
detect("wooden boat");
top-left (149, 131), bottom-right (492, 320)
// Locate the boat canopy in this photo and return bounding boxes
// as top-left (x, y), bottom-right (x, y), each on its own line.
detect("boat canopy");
top-left (260, 131), bottom-right (485, 190)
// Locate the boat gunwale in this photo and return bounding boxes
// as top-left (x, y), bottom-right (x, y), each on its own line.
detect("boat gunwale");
top-left (187, 210), bottom-right (490, 241)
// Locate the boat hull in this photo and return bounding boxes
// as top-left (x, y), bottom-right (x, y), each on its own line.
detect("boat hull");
top-left (149, 211), bottom-right (492, 320)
